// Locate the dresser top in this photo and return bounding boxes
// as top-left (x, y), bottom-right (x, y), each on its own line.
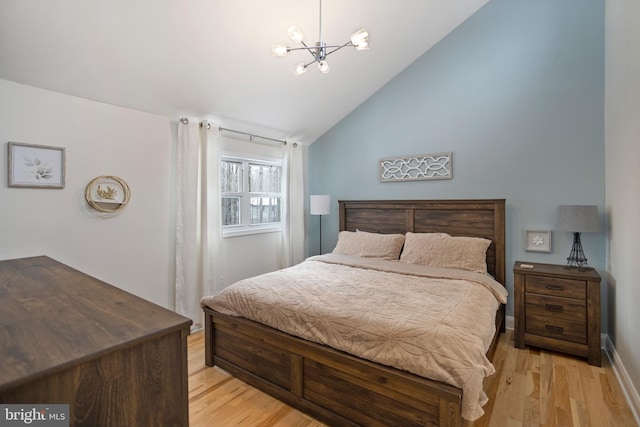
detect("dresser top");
top-left (0, 256), bottom-right (192, 391)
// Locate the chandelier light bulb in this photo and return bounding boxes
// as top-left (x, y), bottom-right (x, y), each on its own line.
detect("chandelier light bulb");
top-left (350, 28), bottom-right (368, 46)
top-left (288, 26), bottom-right (304, 44)
top-left (272, 44), bottom-right (288, 57)
top-left (294, 63), bottom-right (307, 76)
top-left (355, 39), bottom-right (370, 51)
top-left (317, 61), bottom-right (330, 74)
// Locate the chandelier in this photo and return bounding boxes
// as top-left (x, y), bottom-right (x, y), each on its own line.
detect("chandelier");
top-left (271, 0), bottom-right (369, 76)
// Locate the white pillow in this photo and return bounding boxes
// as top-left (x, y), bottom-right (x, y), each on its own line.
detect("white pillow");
top-left (332, 231), bottom-right (405, 260)
top-left (400, 232), bottom-right (491, 273)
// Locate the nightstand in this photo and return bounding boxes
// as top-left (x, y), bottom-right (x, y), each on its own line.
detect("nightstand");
top-left (513, 261), bottom-right (601, 366)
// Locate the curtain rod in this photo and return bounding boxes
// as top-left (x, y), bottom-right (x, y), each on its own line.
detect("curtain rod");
top-left (219, 127), bottom-right (290, 146)
top-left (180, 118), bottom-right (296, 147)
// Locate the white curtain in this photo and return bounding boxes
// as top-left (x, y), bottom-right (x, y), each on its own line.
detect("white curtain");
top-left (175, 119), bottom-right (223, 329)
top-left (175, 118), bottom-right (304, 327)
top-left (201, 120), bottom-right (224, 299)
top-left (280, 142), bottom-right (306, 267)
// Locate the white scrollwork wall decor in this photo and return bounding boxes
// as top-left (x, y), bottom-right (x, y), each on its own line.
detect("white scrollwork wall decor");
top-left (379, 152), bottom-right (452, 182)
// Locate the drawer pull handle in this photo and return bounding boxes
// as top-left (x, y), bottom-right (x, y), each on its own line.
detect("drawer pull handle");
top-left (545, 304), bottom-right (564, 312)
top-left (545, 284), bottom-right (564, 291)
top-left (546, 325), bottom-right (564, 333)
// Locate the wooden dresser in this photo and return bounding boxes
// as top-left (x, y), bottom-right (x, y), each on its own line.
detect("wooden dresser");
top-left (0, 256), bottom-right (192, 426)
top-left (513, 261), bottom-right (601, 366)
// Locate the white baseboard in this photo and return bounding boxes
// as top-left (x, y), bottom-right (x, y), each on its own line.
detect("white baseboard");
top-left (603, 335), bottom-right (640, 425)
top-left (505, 315), bottom-right (639, 425)
top-left (506, 314), bottom-right (514, 330)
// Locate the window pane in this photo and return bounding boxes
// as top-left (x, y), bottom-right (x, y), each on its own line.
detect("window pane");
top-left (221, 161), bottom-right (242, 193)
top-left (249, 164), bottom-right (281, 193)
top-left (250, 197), bottom-right (281, 224)
top-left (222, 197), bottom-right (240, 226)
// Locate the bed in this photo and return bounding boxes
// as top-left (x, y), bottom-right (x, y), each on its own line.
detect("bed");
top-left (201, 199), bottom-right (506, 427)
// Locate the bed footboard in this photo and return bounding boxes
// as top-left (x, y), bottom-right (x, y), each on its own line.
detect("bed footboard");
top-left (204, 308), bottom-right (464, 427)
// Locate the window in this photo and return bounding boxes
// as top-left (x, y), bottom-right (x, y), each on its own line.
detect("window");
top-left (221, 157), bottom-right (282, 236)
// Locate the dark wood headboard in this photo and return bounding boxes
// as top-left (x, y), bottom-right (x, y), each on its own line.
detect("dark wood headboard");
top-left (338, 199), bottom-right (506, 286)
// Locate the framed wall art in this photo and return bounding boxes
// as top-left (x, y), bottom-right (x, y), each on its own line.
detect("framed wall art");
top-left (85, 175), bottom-right (131, 213)
top-left (8, 142), bottom-right (66, 188)
top-left (379, 152), bottom-right (452, 182)
top-left (524, 229), bottom-right (552, 253)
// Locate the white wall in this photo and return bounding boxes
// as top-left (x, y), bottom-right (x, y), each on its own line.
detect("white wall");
top-left (222, 232), bottom-right (283, 286)
top-left (0, 79), bottom-right (177, 307)
top-left (605, 0), bottom-right (640, 419)
top-left (0, 79), bottom-right (292, 310)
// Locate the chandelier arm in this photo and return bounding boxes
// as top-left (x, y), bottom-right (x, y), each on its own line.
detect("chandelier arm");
top-left (319, 43), bottom-right (353, 49)
top-left (288, 43), bottom-right (350, 52)
top-left (304, 58), bottom-right (320, 68)
top-left (300, 41), bottom-right (317, 59)
top-left (286, 43), bottom-right (319, 58)
top-left (324, 42), bottom-right (354, 56)
top-left (287, 46), bottom-right (314, 52)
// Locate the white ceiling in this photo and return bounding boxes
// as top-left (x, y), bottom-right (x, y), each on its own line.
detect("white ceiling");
top-left (0, 0), bottom-right (488, 144)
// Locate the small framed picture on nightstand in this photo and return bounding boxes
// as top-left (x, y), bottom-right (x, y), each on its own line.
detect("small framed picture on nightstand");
top-left (524, 229), bottom-right (551, 252)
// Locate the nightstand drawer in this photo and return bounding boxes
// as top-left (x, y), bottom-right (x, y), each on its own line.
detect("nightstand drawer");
top-left (525, 313), bottom-right (587, 344)
top-left (525, 294), bottom-right (586, 323)
top-left (525, 275), bottom-right (585, 299)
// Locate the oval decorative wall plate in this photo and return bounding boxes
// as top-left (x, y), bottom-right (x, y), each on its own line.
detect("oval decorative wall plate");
top-left (85, 175), bottom-right (131, 213)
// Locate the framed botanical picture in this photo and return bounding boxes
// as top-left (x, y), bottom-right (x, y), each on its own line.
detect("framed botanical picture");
top-left (8, 142), bottom-right (66, 188)
top-left (524, 229), bottom-right (552, 253)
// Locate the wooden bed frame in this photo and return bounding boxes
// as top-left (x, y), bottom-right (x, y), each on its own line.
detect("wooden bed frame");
top-left (204, 199), bottom-right (506, 427)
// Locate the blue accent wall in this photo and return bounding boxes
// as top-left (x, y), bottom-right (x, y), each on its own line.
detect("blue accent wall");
top-left (309, 0), bottom-right (605, 321)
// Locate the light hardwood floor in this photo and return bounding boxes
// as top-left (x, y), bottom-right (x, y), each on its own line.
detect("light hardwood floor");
top-left (188, 330), bottom-right (637, 426)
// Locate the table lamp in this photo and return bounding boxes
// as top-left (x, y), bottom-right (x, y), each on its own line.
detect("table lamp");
top-left (555, 205), bottom-right (599, 271)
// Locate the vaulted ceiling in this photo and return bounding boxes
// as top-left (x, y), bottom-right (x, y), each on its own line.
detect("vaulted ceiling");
top-left (0, 0), bottom-right (488, 144)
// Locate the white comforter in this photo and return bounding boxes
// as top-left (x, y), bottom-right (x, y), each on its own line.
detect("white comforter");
top-left (200, 253), bottom-right (508, 421)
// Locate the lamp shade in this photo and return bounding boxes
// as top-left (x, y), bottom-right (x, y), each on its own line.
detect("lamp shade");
top-left (288, 25), bottom-right (304, 44)
top-left (317, 60), bottom-right (330, 74)
top-left (556, 205), bottom-right (600, 233)
top-left (350, 28), bottom-right (368, 46)
top-left (294, 63), bottom-right (307, 76)
top-left (310, 195), bottom-right (331, 215)
top-left (272, 44), bottom-right (288, 57)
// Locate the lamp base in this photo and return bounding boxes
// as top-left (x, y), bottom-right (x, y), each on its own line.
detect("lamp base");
top-left (564, 232), bottom-right (591, 272)
top-left (318, 215), bottom-right (323, 255)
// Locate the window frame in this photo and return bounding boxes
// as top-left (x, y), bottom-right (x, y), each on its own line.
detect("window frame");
top-left (221, 154), bottom-right (283, 238)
